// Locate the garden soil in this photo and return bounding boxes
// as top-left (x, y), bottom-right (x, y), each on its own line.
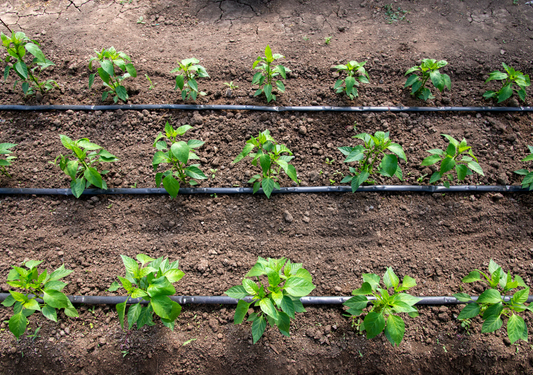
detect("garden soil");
top-left (1, 0), bottom-right (533, 374)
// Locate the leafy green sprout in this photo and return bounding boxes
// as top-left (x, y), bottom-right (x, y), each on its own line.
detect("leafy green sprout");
top-left (88, 47), bottom-right (137, 103)
top-left (225, 257), bottom-right (316, 343)
top-left (325, 36), bottom-right (332, 45)
top-left (453, 259), bottom-right (532, 344)
top-left (0, 142), bottom-right (16, 178)
top-left (333, 61), bottom-right (370, 100)
top-left (514, 145), bottom-right (533, 190)
top-left (108, 254), bottom-right (185, 331)
top-left (483, 63), bottom-right (530, 103)
top-left (171, 58), bottom-right (209, 101)
top-left (383, 4), bottom-right (409, 23)
top-left (252, 45), bottom-right (290, 103)
top-left (404, 59), bottom-right (451, 101)
top-left (1, 31), bottom-right (58, 96)
top-left (232, 129), bottom-right (298, 198)
top-left (136, 16), bottom-right (145, 24)
top-left (145, 73), bottom-right (156, 90)
top-left (50, 135), bottom-right (118, 198)
top-left (209, 168), bottom-right (217, 179)
top-left (420, 134), bottom-right (484, 188)
top-left (338, 131), bottom-right (406, 192)
top-left (2, 261), bottom-right (78, 339)
top-left (224, 81), bottom-right (238, 90)
top-left (152, 122), bottom-right (207, 198)
top-left (343, 267), bottom-right (421, 346)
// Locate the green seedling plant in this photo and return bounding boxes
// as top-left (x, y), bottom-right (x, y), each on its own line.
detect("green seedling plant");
top-left (232, 129), bottom-right (298, 198)
top-left (2, 260), bottom-right (78, 339)
top-left (343, 268), bottom-right (421, 346)
top-left (338, 131), bottom-right (406, 192)
top-left (404, 59), bottom-right (451, 100)
top-left (1, 32), bottom-right (58, 96)
top-left (0, 142), bottom-right (16, 177)
top-left (171, 58), bottom-right (209, 101)
top-left (421, 134), bottom-right (484, 188)
top-left (108, 254), bottom-right (185, 331)
top-left (224, 81), bottom-right (238, 90)
top-left (453, 259), bottom-right (532, 344)
top-left (225, 257), bottom-right (316, 343)
top-left (483, 63), bottom-right (530, 103)
top-left (152, 122), bottom-right (207, 198)
top-left (51, 135), bottom-right (118, 198)
top-left (88, 47), bottom-right (137, 103)
top-left (325, 36), bottom-right (332, 45)
top-left (333, 61), bottom-right (370, 100)
top-left (514, 145), bottom-right (533, 190)
top-left (252, 45), bottom-right (290, 102)
top-left (145, 73), bottom-right (156, 90)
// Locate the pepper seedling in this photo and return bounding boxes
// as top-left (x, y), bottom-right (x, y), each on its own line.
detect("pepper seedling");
top-left (232, 129), bottom-right (298, 198)
top-left (338, 131), bottom-right (406, 192)
top-left (333, 61), bottom-right (370, 100)
top-left (344, 268), bottom-right (421, 346)
top-left (171, 58), bottom-right (209, 101)
top-left (252, 45), bottom-right (290, 102)
top-left (2, 261), bottom-right (78, 339)
top-left (421, 134), bottom-right (483, 188)
top-left (404, 59), bottom-right (451, 100)
top-left (225, 257), bottom-right (315, 343)
top-left (108, 254), bottom-right (185, 331)
top-left (152, 122), bottom-right (207, 198)
top-left (454, 260), bottom-right (532, 344)
top-left (514, 145), bottom-right (533, 190)
top-left (0, 142), bottom-right (16, 178)
top-left (483, 63), bottom-right (530, 103)
top-left (51, 135), bottom-right (118, 198)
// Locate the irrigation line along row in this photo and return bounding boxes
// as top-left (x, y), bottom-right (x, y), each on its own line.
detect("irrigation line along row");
top-left (1, 104), bottom-right (533, 113)
top-left (0, 185), bottom-right (528, 197)
top-left (1, 293), bottom-right (531, 306)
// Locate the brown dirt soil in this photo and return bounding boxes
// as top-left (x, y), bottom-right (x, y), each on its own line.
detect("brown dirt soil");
top-left (2, 0), bottom-right (533, 374)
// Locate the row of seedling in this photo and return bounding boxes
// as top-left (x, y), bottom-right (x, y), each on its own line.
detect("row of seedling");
top-left (2, 32), bottom-right (530, 104)
top-left (2, 123), bottom-right (533, 197)
top-left (2, 257), bottom-right (531, 347)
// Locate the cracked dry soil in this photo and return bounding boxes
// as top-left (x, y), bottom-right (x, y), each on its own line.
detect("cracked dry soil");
top-left (2, 0), bottom-right (533, 374)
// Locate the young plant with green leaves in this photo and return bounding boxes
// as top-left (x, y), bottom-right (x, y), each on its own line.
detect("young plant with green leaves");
top-left (333, 61), bottom-right (370, 100)
top-left (1, 31), bottom-right (58, 96)
top-left (404, 59), bottom-right (451, 100)
top-left (152, 122), bottom-right (207, 198)
top-left (483, 63), bottom-right (530, 103)
top-left (51, 135), bottom-right (118, 198)
top-left (171, 58), bottom-right (209, 101)
top-left (453, 260), bottom-right (532, 344)
top-left (232, 129), bottom-right (298, 198)
top-left (514, 145), bottom-right (533, 190)
top-left (0, 142), bottom-right (16, 178)
top-left (343, 268), bottom-right (421, 346)
top-left (338, 131), bottom-right (406, 192)
top-left (108, 254), bottom-right (184, 331)
top-left (88, 47), bottom-right (137, 103)
top-left (2, 261), bottom-right (78, 339)
top-left (225, 257), bottom-right (315, 344)
top-left (420, 134), bottom-right (484, 188)
top-left (252, 45), bottom-right (290, 103)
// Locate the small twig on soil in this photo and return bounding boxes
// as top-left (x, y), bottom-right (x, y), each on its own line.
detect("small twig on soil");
top-left (0, 18), bottom-right (12, 34)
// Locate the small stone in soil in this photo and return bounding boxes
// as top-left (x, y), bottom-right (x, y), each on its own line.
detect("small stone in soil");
top-left (283, 210), bottom-right (293, 223)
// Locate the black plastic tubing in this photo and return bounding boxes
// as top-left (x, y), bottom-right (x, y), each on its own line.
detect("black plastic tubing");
top-left (0, 104), bottom-right (532, 112)
top-left (0, 185), bottom-right (528, 196)
top-left (0, 293), bottom-right (531, 305)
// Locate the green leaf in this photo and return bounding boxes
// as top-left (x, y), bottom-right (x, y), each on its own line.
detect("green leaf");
top-left (462, 270), bottom-right (481, 283)
top-left (125, 63), bottom-right (137, 77)
top-left (147, 276), bottom-right (176, 297)
top-left (43, 289), bottom-right (69, 309)
top-left (234, 300), bottom-right (251, 324)
top-left (482, 315), bottom-right (503, 333)
top-left (121, 255), bottom-right (139, 275)
top-left (497, 83), bottom-right (513, 103)
top-left (484, 302), bottom-right (504, 319)
top-left (127, 303), bottom-right (143, 329)
top-left (404, 74), bottom-right (419, 88)
top-left (364, 312), bottom-right (386, 339)
top-left (477, 289), bottom-right (502, 304)
top-left (344, 295), bottom-right (369, 316)
top-left (380, 154), bottom-right (398, 178)
top-left (384, 314), bottom-right (405, 346)
top-left (400, 275), bottom-right (416, 290)
top-left (284, 277), bottom-right (316, 297)
top-left (163, 175), bottom-right (180, 199)
top-left (440, 157), bottom-right (456, 174)
top-left (262, 178), bottom-right (275, 199)
top-left (252, 315), bottom-right (267, 344)
top-left (387, 143), bottom-right (406, 161)
top-left (9, 313), bottom-right (27, 339)
top-left (116, 301), bottom-right (126, 330)
top-left (456, 164), bottom-right (468, 180)
top-left (243, 279), bottom-right (260, 295)
top-left (24, 299), bottom-right (41, 311)
top-left (467, 161), bottom-right (484, 176)
top-left (42, 305), bottom-right (57, 322)
top-left (116, 86), bottom-right (128, 102)
top-left (151, 295), bottom-right (181, 321)
top-left (280, 295), bottom-right (295, 318)
top-left (84, 167), bottom-right (103, 189)
top-left (458, 303), bottom-right (480, 320)
top-left (259, 298), bottom-right (279, 320)
top-left (170, 141), bottom-right (190, 164)
top-left (14, 60), bottom-right (28, 80)
top-left (1, 294), bottom-right (16, 307)
top-left (383, 267), bottom-right (399, 289)
top-left (49, 264), bottom-right (73, 282)
top-left (265, 45), bottom-right (273, 61)
top-left (163, 269), bottom-right (185, 283)
top-left (507, 314), bottom-right (528, 344)
top-left (184, 165), bottom-right (207, 180)
top-left (276, 311), bottom-right (291, 337)
top-left (453, 293), bottom-right (473, 303)
top-left (225, 285), bottom-right (248, 299)
top-left (267, 270), bottom-right (281, 287)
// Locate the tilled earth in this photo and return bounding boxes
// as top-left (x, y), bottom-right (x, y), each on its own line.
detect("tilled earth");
top-left (2, 0), bottom-right (533, 374)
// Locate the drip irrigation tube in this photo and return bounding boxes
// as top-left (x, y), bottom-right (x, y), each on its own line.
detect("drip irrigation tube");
top-left (0, 185), bottom-right (528, 196)
top-left (1, 104), bottom-right (533, 113)
top-left (0, 293), bottom-right (531, 305)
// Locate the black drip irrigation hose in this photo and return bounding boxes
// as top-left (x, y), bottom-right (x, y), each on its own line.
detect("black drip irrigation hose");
top-left (0, 185), bottom-right (528, 196)
top-left (0, 293), bottom-right (531, 305)
top-left (1, 104), bottom-right (533, 113)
